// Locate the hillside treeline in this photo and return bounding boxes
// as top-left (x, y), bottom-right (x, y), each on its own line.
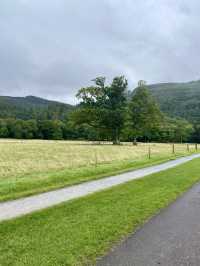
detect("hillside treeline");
top-left (0, 76), bottom-right (199, 143)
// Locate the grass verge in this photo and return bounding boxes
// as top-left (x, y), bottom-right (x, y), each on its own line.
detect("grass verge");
top-left (0, 158), bottom-right (200, 265)
top-left (0, 153), bottom-right (193, 202)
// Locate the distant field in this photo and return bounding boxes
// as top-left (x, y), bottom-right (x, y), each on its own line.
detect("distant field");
top-left (0, 139), bottom-right (198, 201)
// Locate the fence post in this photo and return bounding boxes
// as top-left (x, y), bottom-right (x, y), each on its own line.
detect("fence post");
top-left (94, 150), bottom-right (98, 167)
top-left (172, 143), bottom-right (175, 154)
top-left (195, 143), bottom-right (198, 151)
top-left (187, 144), bottom-right (190, 152)
top-left (148, 146), bottom-right (151, 159)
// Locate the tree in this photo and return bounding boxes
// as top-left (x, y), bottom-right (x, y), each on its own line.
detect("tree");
top-left (128, 84), bottom-right (162, 143)
top-left (0, 120), bottom-right (8, 138)
top-left (191, 124), bottom-right (200, 143)
top-left (12, 120), bottom-right (23, 139)
top-left (72, 76), bottom-right (128, 144)
top-left (173, 119), bottom-right (194, 143)
top-left (157, 117), bottom-right (194, 143)
top-left (21, 120), bottom-right (38, 139)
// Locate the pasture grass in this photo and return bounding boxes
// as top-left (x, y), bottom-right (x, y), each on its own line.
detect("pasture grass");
top-left (0, 158), bottom-right (200, 266)
top-left (0, 139), bottom-right (198, 201)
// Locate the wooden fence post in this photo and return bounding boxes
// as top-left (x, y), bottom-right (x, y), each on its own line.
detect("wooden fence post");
top-left (187, 144), bottom-right (190, 152)
top-left (195, 143), bottom-right (198, 151)
top-left (94, 150), bottom-right (98, 167)
top-left (148, 146), bottom-right (151, 159)
top-left (172, 144), bottom-right (175, 154)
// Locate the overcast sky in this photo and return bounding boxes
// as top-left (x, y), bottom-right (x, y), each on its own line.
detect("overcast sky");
top-left (0, 0), bottom-right (200, 104)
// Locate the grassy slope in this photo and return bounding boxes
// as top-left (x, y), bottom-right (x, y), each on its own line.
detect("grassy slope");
top-left (1, 158), bottom-right (200, 266)
top-left (0, 153), bottom-right (192, 202)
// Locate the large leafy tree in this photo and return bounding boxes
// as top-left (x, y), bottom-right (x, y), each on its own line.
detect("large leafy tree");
top-left (128, 84), bottom-right (162, 142)
top-left (72, 76), bottom-right (128, 144)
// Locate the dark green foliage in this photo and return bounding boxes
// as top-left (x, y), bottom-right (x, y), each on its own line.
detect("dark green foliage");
top-left (190, 124), bottom-right (200, 143)
top-left (1, 119), bottom-right (38, 139)
top-left (0, 120), bottom-right (8, 137)
top-left (157, 116), bottom-right (194, 143)
top-left (0, 118), bottom-right (103, 141)
top-left (127, 85), bottom-right (162, 141)
top-left (37, 120), bottom-right (64, 140)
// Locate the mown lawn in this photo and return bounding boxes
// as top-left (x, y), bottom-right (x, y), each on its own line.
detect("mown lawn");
top-left (0, 158), bottom-right (200, 266)
top-left (0, 139), bottom-right (197, 201)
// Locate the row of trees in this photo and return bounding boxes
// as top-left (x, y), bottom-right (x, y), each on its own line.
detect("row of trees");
top-left (0, 118), bottom-right (104, 140)
top-left (0, 116), bottom-right (194, 143)
top-left (0, 119), bottom-right (64, 139)
top-left (0, 76), bottom-right (197, 143)
top-left (72, 77), bottom-right (194, 144)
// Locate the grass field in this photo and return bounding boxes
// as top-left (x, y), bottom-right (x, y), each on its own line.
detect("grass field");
top-left (0, 139), bottom-right (198, 202)
top-left (0, 158), bottom-right (200, 266)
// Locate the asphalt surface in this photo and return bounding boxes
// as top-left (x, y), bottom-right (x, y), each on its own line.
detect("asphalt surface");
top-left (97, 181), bottom-right (200, 266)
top-left (0, 153), bottom-right (200, 222)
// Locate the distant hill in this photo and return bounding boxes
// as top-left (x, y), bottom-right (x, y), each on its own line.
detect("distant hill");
top-left (146, 80), bottom-right (200, 123)
top-left (0, 95), bottom-right (74, 120)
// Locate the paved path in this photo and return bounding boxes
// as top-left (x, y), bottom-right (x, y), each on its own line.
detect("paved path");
top-left (97, 179), bottom-right (200, 266)
top-left (0, 154), bottom-right (200, 222)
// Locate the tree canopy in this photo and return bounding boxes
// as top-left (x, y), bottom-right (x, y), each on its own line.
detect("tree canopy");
top-left (72, 76), bottom-right (128, 143)
top-left (127, 85), bottom-right (162, 142)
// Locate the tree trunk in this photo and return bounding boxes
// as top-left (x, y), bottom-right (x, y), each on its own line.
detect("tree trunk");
top-left (113, 129), bottom-right (120, 145)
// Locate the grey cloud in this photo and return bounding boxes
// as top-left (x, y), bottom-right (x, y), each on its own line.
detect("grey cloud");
top-left (0, 0), bottom-right (200, 103)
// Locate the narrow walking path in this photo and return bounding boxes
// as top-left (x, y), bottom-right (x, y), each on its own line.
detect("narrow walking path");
top-left (0, 153), bottom-right (200, 222)
top-left (97, 178), bottom-right (200, 266)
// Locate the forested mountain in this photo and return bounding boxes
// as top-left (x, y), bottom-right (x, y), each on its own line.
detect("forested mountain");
top-left (147, 80), bottom-right (200, 122)
top-left (0, 95), bottom-right (74, 120)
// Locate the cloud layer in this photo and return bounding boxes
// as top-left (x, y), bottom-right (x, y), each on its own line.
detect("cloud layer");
top-left (0, 0), bottom-right (200, 103)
